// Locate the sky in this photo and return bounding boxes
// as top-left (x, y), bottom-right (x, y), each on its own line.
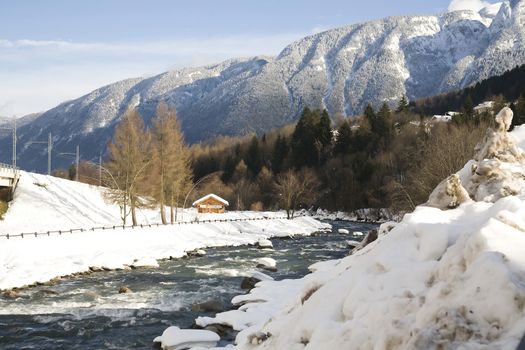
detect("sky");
top-left (0, 0), bottom-right (498, 117)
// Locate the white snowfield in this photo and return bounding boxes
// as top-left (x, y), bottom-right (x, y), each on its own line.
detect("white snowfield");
top-left (0, 172), bottom-right (330, 290)
top-left (188, 121), bottom-right (525, 349)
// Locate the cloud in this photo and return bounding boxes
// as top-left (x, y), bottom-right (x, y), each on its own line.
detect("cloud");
top-left (448, 0), bottom-right (493, 12)
top-left (0, 33), bottom-right (305, 116)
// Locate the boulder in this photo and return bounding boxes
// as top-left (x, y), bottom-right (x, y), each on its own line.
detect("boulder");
top-left (255, 257), bottom-right (277, 272)
top-left (191, 299), bottom-right (225, 313)
top-left (2, 290), bottom-right (19, 299)
top-left (118, 286), bottom-right (132, 294)
top-left (241, 277), bottom-right (260, 290)
top-left (338, 229), bottom-right (350, 234)
top-left (39, 289), bottom-right (59, 296)
top-left (204, 324), bottom-right (236, 340)
top-left (256, 239), bottom-right (273, 249)
top-left (351, 230), bottom-right (379, 254)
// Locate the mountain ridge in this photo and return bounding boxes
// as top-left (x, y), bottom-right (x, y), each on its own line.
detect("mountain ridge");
top-left (2, 0), bottom-right (525, 172)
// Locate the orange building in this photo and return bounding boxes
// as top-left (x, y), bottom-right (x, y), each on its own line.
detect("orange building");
top-left (192, 194), bottom-right (229, 214)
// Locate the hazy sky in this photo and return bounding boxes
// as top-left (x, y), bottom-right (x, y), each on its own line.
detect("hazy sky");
top-left (0, 0), bottom-right (498, 116)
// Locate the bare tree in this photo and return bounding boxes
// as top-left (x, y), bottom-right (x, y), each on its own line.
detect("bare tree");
top-left (105, 108), bottom-right (151, 225)
top-left (274, 168), bottom-right (320, 219)
top-left (390, 122), bottom-right (487, 210)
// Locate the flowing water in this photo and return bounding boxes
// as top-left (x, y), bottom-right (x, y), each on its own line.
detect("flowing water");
top-left (0, 221), bottom-right (377, 349)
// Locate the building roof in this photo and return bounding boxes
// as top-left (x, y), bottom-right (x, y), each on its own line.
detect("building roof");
top-left (192, 193), bottom-right (229, 207)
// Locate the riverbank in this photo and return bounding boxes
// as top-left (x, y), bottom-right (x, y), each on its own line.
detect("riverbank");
top-left (0, 221), bottom-right (373, 350)
top-left (0, 171), bottom-right (332, 291)
top-left (0, 215), bottom-right (329, 291)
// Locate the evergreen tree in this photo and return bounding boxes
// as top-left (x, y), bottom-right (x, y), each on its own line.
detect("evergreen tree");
top-left (462, 95), bottom-right (475, 118)
top-left (377, 103), bottom-right (393, 147)
top-left (221, 154), bottom-right (238, 182)
top-left (318, 109), bottom-right (332, 147)
top-left (334, 121), bottom-right (352, 155)
top-left (396, 95), bottom-right (409, 113)
top-left (244, 136), bottom-right (263, 177)
top-left (364, 104), bottom-right (376, 126)
top-left (513, 93), bottom-right (525, 127)
top-left (271, 135), bottom-right (288, 174)
top-left (291, 107), bottom-right (318, 168)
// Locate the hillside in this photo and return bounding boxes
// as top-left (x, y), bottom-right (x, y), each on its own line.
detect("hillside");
top-left (415, 63), bottom-right (525, 115)
top-left (2, 0), bottom-right (525, 172)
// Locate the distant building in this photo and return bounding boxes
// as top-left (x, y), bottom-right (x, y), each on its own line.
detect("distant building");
top-left (474, 101), bottom-right (494, 114)
top-left (431, 115), bottom-right (452, 123)
top-left (192, 194), bottom-right (229, 214)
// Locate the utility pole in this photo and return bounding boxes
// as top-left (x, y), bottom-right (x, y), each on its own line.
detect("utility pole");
top-left (99, 154), bottom-right (102, 186)
top-left (1, 116), bottom-right (18, 175)
top-left (48, 133), bottom-right (52, 176)
top-left (12, 116), bottom-right (16, 172)
top-left (27, 132), bottom-right (52, 175)
top-left (76, 145), bottom-right (79, 182)
top-left (58, 145), bottom-right (80, 181)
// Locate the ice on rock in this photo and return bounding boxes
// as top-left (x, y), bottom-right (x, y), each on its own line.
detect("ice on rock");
top-left (337, 229), bottom-right (350, 234)
top-left (255, 258), bottom-right (276, 269)
top-left (131, 257), bottom-right (159, 268)
top-left (154, 326), bottom-right (219, 350)
top-left (256, 239), bottom-right (273, 249)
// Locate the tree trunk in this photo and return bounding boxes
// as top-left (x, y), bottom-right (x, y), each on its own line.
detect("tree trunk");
top-left (160, 202), bottom-right (166, 224)
top-left (131, 201), bottom-right (137, 226)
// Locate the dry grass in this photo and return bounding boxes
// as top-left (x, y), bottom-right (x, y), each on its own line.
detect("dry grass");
top-left (0, 200), bottom-right (7, 220)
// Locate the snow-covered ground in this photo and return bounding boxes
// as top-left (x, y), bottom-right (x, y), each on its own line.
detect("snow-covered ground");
top-left (172, 118), bottom-right (525, 349)
top-left (0, 172), bottom-right (329, 291)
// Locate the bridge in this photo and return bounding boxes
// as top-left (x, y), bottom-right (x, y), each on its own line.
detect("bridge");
top-left (0, 163), bottom-right (19, 198)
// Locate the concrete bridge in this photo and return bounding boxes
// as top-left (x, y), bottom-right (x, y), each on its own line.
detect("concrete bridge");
top-left (0, 163), bottom-right (19, 197)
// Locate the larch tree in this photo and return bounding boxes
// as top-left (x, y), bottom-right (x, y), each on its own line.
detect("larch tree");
top-left (105, 108), bottom-right (151, 226)
top-left (150, 103), bottom-right (192, 224)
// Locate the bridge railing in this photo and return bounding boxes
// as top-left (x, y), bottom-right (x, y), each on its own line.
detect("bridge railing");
top-left (0, 163), bottom-right (17, 177)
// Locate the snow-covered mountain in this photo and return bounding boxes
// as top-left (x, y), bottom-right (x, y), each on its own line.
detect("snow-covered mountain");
top-left (3, 0), bottom-right (525, 172)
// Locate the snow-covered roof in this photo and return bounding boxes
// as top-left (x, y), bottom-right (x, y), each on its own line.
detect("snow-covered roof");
top-left (192, 193), bottom-right (229, 207)
top-left (432, 115), bottom-right (452, 122)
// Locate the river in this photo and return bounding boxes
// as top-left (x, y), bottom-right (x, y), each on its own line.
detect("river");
top-left (0, 220), bottom-right (377, 349)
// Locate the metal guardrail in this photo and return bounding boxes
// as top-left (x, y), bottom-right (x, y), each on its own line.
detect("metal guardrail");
top-left (0, 215), bottom-right (301, 240)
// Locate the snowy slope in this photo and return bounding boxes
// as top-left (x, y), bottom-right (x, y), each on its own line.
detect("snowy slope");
top-left (0, 172), bottom-right (329, 290)
top-left (3, 1), bottom-right (525, 172)
top-left (182, 113), bottom-right (525, 349)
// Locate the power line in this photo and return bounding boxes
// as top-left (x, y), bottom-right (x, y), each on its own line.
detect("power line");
top-left (27, 132), bottom-right (52, 175)
top-left (57, 145), bottom-right (80, 181)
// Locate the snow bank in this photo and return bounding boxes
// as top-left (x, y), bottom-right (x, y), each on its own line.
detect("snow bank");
top-left (0, 173), bottom-right (330, 290)
top-left (154, 326), bottom-right (220, 350)
top-left (190, 110), bottom-right (525, 349)
top-left (312, 208), bottom-right (397, 222)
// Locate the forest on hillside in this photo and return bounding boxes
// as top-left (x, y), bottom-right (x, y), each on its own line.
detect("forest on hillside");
top-left (54, 64), bottom-right (525, 218)
top-left (189, 103), bottom-right (480, 214)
